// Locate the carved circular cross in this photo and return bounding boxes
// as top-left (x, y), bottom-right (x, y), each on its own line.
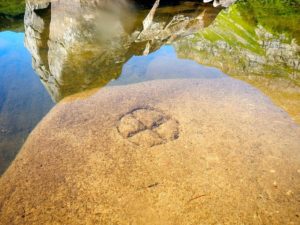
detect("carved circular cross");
top-left (117, 108), bottom-right (179, 147)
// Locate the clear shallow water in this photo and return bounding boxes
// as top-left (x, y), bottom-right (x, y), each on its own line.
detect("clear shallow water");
top-left (0, 32), bottom-right (225, 175)
top-left (109, 45), bottom-right (225, 86)
top-left (0, 31), bottom-right (53, 174)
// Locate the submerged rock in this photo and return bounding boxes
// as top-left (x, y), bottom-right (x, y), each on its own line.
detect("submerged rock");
top-left (0, 78), bottom-right (299, 224)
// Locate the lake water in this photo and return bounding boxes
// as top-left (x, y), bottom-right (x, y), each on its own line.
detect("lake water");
top-left (0, 0), bottom-right (225, 174)
top-left (0, 0), bottom-right (299, 224)
top-left (0, 31), bottom-right (54, 174)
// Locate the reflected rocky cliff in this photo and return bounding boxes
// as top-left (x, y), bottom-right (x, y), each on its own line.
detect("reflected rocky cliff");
top-left (25, 0), bottom-right (221, 102)
top-left (175, 0), bottom-right (300, 123)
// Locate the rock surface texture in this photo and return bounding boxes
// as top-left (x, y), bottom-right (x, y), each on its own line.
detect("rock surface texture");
top-left (0, 78), bottom-right (299, 224)
top-left (117, 107), bottom-right (179, 147)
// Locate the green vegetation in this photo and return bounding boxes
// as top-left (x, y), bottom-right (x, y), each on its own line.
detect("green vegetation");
top-left (194, 3), bottom-right (264, 55)
top-left (176, 0), bottom-right (300, 123)
top-left (0, 0), bottom-right (25, 16)
top-left (194, 0), bottom-right (300, 54)
top-left (237, 0), bottom-right (300, 41)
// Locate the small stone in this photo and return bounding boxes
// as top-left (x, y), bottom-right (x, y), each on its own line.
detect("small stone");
top-left (286, 190), bottom-right (293, 196)
top-left (273, 181), bottom-right (277, 187)
top-left (270, 169), bottom-right (276, 173)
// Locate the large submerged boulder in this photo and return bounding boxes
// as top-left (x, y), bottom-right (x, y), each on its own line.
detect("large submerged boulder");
top-left (0, 77), bottom-right (299, 224)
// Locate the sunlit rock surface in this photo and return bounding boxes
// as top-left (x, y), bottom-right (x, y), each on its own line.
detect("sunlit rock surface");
top-left (24, 0), bottom-right (221, 101)
top-left (0, 78), bottom-right (299, 224)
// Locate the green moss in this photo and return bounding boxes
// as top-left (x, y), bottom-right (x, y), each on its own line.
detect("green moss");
top-left (237, 0), bottom-right (300, 42)
top-left (177, 0), bottom-right (300, 122)
top-left (0, 0), bottom-right (25, 16)
top-left (194, 0), bottom-right (300, 56)
top-left (194, 3), bottom-right (265, 55)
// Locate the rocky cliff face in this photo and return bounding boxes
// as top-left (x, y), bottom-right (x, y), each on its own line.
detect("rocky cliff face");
top-left (25, 0), bottom-right (221, 101)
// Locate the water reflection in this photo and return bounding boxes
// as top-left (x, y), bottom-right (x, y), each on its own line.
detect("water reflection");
top-left (110, 45), bottom-right (225, 86)
top-left (0, 0), bottom-right (222, 175)
top-left (0, 32), bottom-right (53, 174)
top-left (174, 0), bottom-right (300, 123)
top-left (25, 0), bottom-right (221, 101)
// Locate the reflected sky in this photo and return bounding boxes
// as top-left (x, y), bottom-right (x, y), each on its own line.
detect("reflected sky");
top-left (0, 31), bottom-right (54, 175)
top-left (110, 45), bottom-right (224, 86)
